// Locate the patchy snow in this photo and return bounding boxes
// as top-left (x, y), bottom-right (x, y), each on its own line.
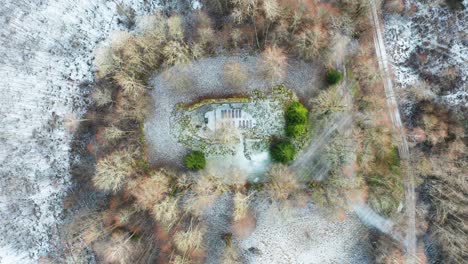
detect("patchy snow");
top-left (0, 0), bottom-right (160, 262)
top-left (383, 0), bottom-right (467, 107)
top-left (192, 0), bottom-right (202, 10)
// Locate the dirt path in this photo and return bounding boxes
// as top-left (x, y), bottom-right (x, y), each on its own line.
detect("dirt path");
top-left (368, 1), bottom-right (418, 262)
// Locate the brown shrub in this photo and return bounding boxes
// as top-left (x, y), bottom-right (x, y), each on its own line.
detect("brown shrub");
top-left (231, 212), bottom-right (256, 239)
top-left (221, 241), bottom-right (243, 264)
top-left (91, 87), bottom-right (113, 107)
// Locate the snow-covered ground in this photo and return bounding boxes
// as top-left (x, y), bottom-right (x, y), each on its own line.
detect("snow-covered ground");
top-left (383, 0), bottom-right (467, 107)
top-left (0, 1), bottom-right (160, 263)
top-left (239, 201), bottom-right (371, 264)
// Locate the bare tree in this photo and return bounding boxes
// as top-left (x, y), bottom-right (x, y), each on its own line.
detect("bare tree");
top-left (115, 93), bottom-right (152, 122)
top-left (163, 41), bottom-right (190, 65)
top-left (384, 0), bottom-right (405, 13)
top-left (100, 126), bottom-right (129, 144)
top-left (263, 0), bottom-right (280, 21)
top-left (223, 61), bottom-right (248, 90)
top-left (310, 87), bottom-right (346, 117)
top-left (127, 170), bottom-right (170, 210)
top-left (257, 46), bottom-right (287, 82)
top-left (114, 71), bottom-right (147, 98)
top-left (265, 164), bottom-right (301, 201)
top-left (93, 150), bottom-right (134, 193)
top-left (152, 196), bottom-right (180, 231)
top-left (294, 29), bottom-right (325, 61)
top-left (91, 87), bottom-right (113, 107)
top-left (170, 254), bottom-right (191, 264)
top-left (173, 223), bottom-right (205, 254)
top-left (93, 232), bottom-right (139, 264)
top-left (185, 173), bottom-right (229, 216)
top-left (167, 15), bottom-right (184, 41)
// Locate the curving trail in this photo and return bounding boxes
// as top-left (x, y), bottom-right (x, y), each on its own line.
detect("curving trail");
top-left (368, 1), bottom-right (418, 263)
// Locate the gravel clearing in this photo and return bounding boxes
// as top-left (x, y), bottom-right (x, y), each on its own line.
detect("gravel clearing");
top-left (197, 194), bottom-right (372, 264)
top-left (238, 200), bottom-right (372, 264)
top-left (145, 55), bottom-right (322, 167)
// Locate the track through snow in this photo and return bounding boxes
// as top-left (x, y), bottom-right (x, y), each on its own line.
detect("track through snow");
top-left (368, 1), bottom-right (418, 263)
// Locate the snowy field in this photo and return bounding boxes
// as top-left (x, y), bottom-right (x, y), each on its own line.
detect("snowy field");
top-left (0, 1), bottom-right (160, 262)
